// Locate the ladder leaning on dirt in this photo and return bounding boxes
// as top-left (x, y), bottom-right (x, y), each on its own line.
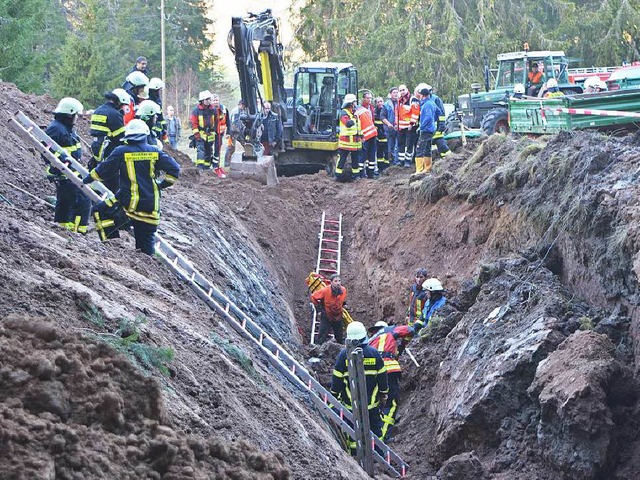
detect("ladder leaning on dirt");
top-left (9, 112), bottom-right (409, 478)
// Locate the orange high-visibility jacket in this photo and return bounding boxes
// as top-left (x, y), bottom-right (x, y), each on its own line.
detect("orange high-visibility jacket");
top-left (356, 104), bottom-right (377, 141)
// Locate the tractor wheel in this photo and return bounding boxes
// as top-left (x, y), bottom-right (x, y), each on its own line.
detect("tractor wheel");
top-left (444, 112), bottom-right (460, 135)
top-left (481, 108), bottom-right (510, 135)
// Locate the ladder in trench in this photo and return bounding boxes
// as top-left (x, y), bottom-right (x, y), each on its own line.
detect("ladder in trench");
top-left (9, 112), bottom-right (409, 478)
top-left (310, 212), bottom-right (344, 344)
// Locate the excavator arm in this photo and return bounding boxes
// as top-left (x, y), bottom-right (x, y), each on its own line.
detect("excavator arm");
top-left (228, 9), bottom-right (288, 158)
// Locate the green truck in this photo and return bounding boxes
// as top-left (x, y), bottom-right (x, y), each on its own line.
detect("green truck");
top-left (508, 88), bottom-right (640, 134)
top-left (447, 48), bottom-right (581, 136)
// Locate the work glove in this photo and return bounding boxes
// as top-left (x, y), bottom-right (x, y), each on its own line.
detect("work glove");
top-left (438, 122), bottom-right (446, 133)
top-left (379, 393), bottom-right (388, 408)
top-left (87, 158), bottom-right (98, 171)
top-left (345, 120), bottom-right (355, 128)
top-left (82, 175), bottom-right (94, 185)
top-left (193, 132), bottom-right (202, 141)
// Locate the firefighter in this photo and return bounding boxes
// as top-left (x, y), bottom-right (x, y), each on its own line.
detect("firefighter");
top-left (414, 86), bottom-right (437, 174)
top-left (396, 84), bottom-right (414, 167)
top-left (356, 91), bottom-right (378, 179)
top-left (406, 267), bottom-right (428, 328)
top-left (123, 71), bottom-right (149, 124)
top-left (89, 88), bottom-right (129, 180)
top-left (368, 320), bottom-right (415, 441)
top-left (336, 93), bottom-right (361, 182)
top-left (44, 97), bottom-right (91, 234)
top-left (420, 83), bottom-right (450, 159)
top-left (331, 321), bottom-right (389, 447)
top-left (417, 278), bottom-right (447, 334)
top-left (513, 83), bottom-right (526, 99)
top-left (543, 78), bottom-right (565, 99)
top-left (211, 94), bottom-right (230, 177)
top-left (83, 119), bottom-right (180, 256)
top-left (311, 273), bottom-right (347, 344)
top-left (147, 78), bottom-right (167, 141)
top-left (190, 90), bottom-right (217, 172)
top-left (135, 100), bottom-right (162, 147)
top-left (374, 96), bottom-right (388, 174)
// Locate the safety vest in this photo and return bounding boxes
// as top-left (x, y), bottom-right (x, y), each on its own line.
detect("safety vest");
top-left (190, 104), bottom-right (216, 142)
top-left (398, 95), bottom-right (413, 130)
top-left (410, 96), bottom-right (420, 125)
top-left (356, 105), bottom-right (377, 141)
top-left (213, 105), bottom-right (228, 134)
top-left (338, 108), bottom-right (361, 151)
top-left (373, 333), bottom-right (401, 373)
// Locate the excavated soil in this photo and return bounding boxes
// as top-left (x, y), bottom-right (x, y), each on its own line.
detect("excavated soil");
top-left (1, 81), bottom-right (640, 479)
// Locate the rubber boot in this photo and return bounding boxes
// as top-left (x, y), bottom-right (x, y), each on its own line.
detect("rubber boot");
top-left (423, 156), bottom-right (433, 174)
top-left (415, 157), bottom-right (425, 174)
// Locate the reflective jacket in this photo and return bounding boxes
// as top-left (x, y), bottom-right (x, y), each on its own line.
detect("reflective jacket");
top-left (398, 93), bottom-right (413, 130)
top-left (356, 104), bottom-right (377, 141)
top-left (190, 103), bottom-right (216, 142)
top-left (409, 95), bottom-right (421, 125)
top-left (45, 117), bottom-right (81, 178)
top-left (331, 343), bottom-right (389, 409)
top-left (368, 325), bottom-right (415, 373)
top-left (90, 140), bottom-right (180, 225)
top-left (311, 284), bottom-right (347, 322)
top-left (212, 105), bottom-right (230, 135)
top-left (90, 101), bottom-right (125, 162)
top-left (406, 284), bottom-right (428, 327)
top-left (338, 108), bottom-right (361, 151)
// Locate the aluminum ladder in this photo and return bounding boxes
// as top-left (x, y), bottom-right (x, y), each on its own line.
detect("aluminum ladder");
top-left (9, 112), bottom-right (409, 477)
top-left (310, 212), bottom-right (344, 344)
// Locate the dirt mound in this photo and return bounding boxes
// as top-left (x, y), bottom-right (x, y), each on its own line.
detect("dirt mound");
top-left (0, 316), bottom-right (289, 479)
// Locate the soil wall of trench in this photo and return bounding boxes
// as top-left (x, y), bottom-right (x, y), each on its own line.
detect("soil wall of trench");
top-left (2, 80), bottom-right (640, 479)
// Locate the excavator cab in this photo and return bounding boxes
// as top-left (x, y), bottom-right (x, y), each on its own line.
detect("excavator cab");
top-left (291, 63), bottom-right (358, 149)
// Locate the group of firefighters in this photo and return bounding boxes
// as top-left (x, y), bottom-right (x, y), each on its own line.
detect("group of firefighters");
top-left (43, 56), bottom-right (181, 255)
top-left (335, 83), bottom-right (452, 182)
top-left (311, 268), bottom-right (447, 445)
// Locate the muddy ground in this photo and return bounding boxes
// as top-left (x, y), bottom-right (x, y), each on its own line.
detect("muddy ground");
top-left (1, 81), bottom-right (640, 479)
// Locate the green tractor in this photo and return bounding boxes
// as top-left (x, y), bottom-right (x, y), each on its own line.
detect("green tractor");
top-left (446, 48), bottom-right (583, 136)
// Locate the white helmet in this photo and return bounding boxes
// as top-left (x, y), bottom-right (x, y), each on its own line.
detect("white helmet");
top-left (546, 78), bottom-right (558, 89)
top-left (346, 321), bottom-right (367, 342)
top-left (341, 93), bottom-right (357, 108)
top-left (422, 278), bottom-right (444, 292)
top-left (112, 88), bottom-right (130, 105)
top-left (368, 320), bottom-right (388, 333)
top-left (199, 90), bottom-right (213, 102)
top-left (54, 97), bottom-right (83, 115)
top-left (595, 79), bottom-right (608, 91)
top-left (138, 86), bottom-right (149, 100)
top-left (584, 77), bottom-right (607, 92)
top-left (513, 83), bottom-right (525, 94)
top-left (136, 100), bottom-right (161, 120)
top-left (148, 77), bottom-right (165, 90)
top-left (126, 71), bottom-right (149, 87)
top-left (124, 119), bottom-right (150, 138)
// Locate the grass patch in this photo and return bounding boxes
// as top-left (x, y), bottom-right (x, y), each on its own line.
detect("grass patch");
top-left (210, 332), bottom-right (262, 383)
top-left (79, 303), bottom-right (174, 376)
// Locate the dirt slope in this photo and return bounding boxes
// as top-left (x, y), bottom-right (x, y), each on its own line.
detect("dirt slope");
top-left (2, 81), bottom-right (640, 479)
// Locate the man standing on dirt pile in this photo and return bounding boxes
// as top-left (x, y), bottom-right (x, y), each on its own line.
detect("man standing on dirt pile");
top-left (413, 86), bottom-right (437, 175)
top-left (335, 93), bottom-right (362, 182)
top-left (368, 320), bottom-right (415, 441)
top-left (83, 119), bottom-right (180, 256)
top-left (406, 268), bottom-right (429, 329)
top-left (382, 87), bottom-right (399, 165)
top-left (331, 321), bottom-right (389, 449)
top-left (397, 84), bottom-right (414, 168)
top-left (374, 96), bottom-right (389, 174)
top-left (417, 277), bottom-right (447, 335)
top-left (211, 94), bottom-right (229, 178)
top-left (190, 90), bottom-right (217, 173)
top-left (44, 97), bottom-right (91, 234)
top-left (224, 99), bottom-right (247, 165)
top-left (311, 274), bottom-right (347, 344)
top-left (355, 91), bottom-right (378, 179)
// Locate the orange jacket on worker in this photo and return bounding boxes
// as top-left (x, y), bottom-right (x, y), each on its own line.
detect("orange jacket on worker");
top-left (311, 285), bottom-right (347, 321)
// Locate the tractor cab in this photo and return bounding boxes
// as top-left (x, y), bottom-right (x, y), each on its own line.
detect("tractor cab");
top-left (291, 62), bottom-right (357, 149)
top-left (495, 50), bottom-right (573, 96)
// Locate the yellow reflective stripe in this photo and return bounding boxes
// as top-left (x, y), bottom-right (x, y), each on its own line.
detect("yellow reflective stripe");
top-left (163, 174), bottom-right (177, 184)
top-left (124, 151), bottom-right (159, 212)
top-left (91, 125), bottom-right (110, 133)
top-left (91, 114), bottom-right (108, 123)
top-left (111, 126), bottom-right (125, 137)
top-left (125, 210), bottom-right (160, 225)
top-left (332, 369), bottom-right (345, 378)
top-left (90, 170), bottom-right (103, 182)
top-left (376, 334), bottom-right (388, 354)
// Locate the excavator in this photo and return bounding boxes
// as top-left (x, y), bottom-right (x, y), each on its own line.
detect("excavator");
top-left (228, 9), bottom-right (358, 176)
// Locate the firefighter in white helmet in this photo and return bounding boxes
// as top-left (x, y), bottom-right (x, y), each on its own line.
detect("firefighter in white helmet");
top-left (330, 321), bottom-right (389, 450)
top-left (335, 93), bottom-right (362, 182)
top-left (83, 119), bottom-right (181, 255)
top-left (44, 97), bottom-right (91, 234)
top-left (415, 277), bottom-right (447, 334)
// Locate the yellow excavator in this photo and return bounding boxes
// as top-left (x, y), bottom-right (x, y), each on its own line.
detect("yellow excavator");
top-left (228, 9), bottom-right (359, 175)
